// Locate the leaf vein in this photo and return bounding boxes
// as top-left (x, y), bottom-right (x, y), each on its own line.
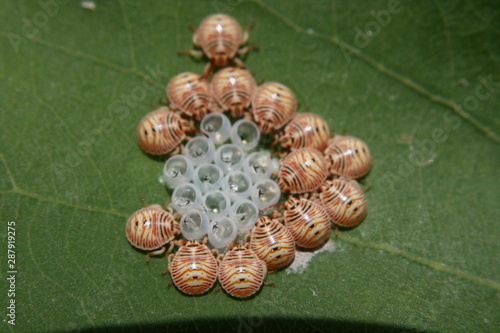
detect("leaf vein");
top-left (2, 188), bottom-right (129, 218)
top-left (0, 152), bottom-right (18, 190)
top-left (250, 0), bottom-right (500, 143)
top-left (0, 32), bottom-right (164, 90)
top-left (118, 0), bottom-right (138, 70)
top-left (339, 234), bottom-right (500, 291)
top-left (434, 1), bottom-right (456, 90)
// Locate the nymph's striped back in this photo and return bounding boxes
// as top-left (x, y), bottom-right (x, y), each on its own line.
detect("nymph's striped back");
top-left (126, 205), bottom-right (180, 251)
top-left (280, 113), bottom-right (331, 151)
top-left (166, 72), bottom-right (211, 121)
top-left (195, 14), bottom-right (242, 68)
top-left (218, 245), bottom-right (267, 298)
top-left (278, 148), bottom-right (328, 194)
top-left (136, 108), bottom-right (190, 155)
top-left (284, 198), bottom-right (331, 248)
top-left (168, 241), bottom-right (218, 295)
top-left (210, 67), bottom-right (256, 118)
top-left (319, 179), bottom-right (367, 227)
top-left (251, 82), bottom-right (297, 134)
top-left (324, 135), bottom-right (372, 179)
top-left (250, 217), bottom-right (295, 270)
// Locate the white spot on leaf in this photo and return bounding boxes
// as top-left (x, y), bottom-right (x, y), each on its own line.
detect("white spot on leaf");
top-left (285, 239), bottom-right (336, 274)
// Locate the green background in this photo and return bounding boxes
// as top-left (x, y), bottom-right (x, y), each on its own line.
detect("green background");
top-left (1, 0), bottom-right (499, 332)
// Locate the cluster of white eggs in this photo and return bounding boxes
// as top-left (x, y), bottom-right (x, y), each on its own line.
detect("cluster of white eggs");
top-left (159, 113), bottom-right (280, 248)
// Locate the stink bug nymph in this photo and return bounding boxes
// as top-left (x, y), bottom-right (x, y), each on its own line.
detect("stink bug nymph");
top-left (167, 238), bottom-right (219, 296)
top-left (210, 67), bottom-right (256, 118)
top-left (324, 135), bottom-right (372, 179)
top-left (136, 107), bottom-right (194, 155)
top-left (278, 148), bottom-right (328, 194)
top-left (319, 179), bottom-right (368, 228)
top-left (181, 14), bottom-right (257, 74)
top-left (166, 72), bottom-right (215, 122)
top-left (282, 198), bottom-right (331, 249)
top-left (249, 216), bottom-right (295, 270)
top-left (218, 244), bottom-right (267, 298)
top-left (279, 113), bottom-right (331, 151)
top-left (251, 82), bottom-right (297, 135)
top-left (125, 205), bottom-right (180, 262)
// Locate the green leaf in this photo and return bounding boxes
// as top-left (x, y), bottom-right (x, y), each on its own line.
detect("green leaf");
top-left (1, 0), bottom-right (499, 332)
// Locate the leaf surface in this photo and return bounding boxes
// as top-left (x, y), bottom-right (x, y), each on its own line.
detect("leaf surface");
top-left (1, 1), bottom-right (499, 332)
